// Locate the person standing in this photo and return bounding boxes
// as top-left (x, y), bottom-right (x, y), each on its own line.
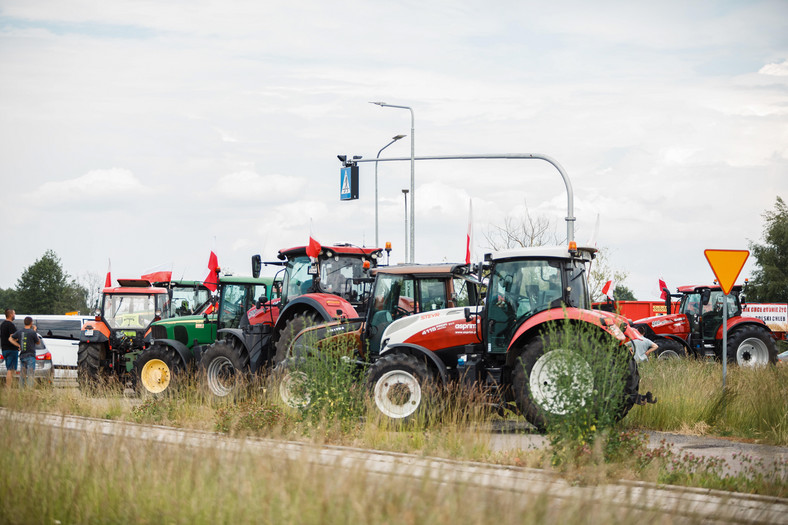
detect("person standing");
top-left (633, 326), bottom-right (658, 363)
top-left (10, 316), bottom-right (40, 388)
top-left (1, 309), bottom-right (18, 387)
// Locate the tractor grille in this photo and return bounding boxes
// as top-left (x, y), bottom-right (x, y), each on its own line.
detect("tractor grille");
top-left (151, 325), bottom-right (168, 340)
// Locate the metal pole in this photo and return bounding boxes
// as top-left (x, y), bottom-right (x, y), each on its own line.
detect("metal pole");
top-left (370, 102), bottom-right (415, 261)
top-left (722, 294), bottom-right (728, 390)
top-left (374, 135), bottom-right (406, 248)
top-left (347, 153), bottom-right (576, 244)
top-left (402, 189), bottom-right (409, 263)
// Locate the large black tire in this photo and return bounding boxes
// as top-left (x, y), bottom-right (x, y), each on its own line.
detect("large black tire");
top-left (274, 314), bottom-right (317, 365)
top-left (77, 343), bottom-right (109, 395)
top-left (365, 353), bottom-right (433, 423)
top-left (726, 325), bottom-right (777, 366)
top-left (512, 333), bottom-right (640, 431)
top-left (200, 340), bottom-right (249, 397)
top-left (134, 344), bottom-right (183, 396)
top-left (655, 338), bottom-right (687, 360)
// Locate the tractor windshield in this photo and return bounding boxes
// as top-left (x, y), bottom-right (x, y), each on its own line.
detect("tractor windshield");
top-left (319, 255), bottom-right (370, 302)
top-left (170, 285), bottom-right (212, 317)
top-left (102, 293), bottom-right (168, 329)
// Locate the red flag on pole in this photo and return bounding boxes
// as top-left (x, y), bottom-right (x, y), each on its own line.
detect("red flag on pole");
top-left (306, 235), bottom-right (321, 258)
top-left (659, 278), bottom-right (669, 300)
top-left (104, 259), bottom-right (112, 288)
top-left (602, 279), bottom-right (615, 299)
top-left (204, 251), bottom-right (219, 292)
top-left (465, 199), bottom-right (473, 265)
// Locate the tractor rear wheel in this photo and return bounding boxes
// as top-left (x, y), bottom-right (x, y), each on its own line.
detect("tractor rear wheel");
top-left (134, 345), bottom-right (182, 396)
top-left (366, 353), bottom-right (434, 423)
top-left (274, 314), bottom-right (317, 365)
top-left (200, 340), bottom-right (249, 397)
top-left (727, 325), bottom-right (777, 367)
top-left (512, 333), bottom-right (639, 431)
top-left (77, 343), bottom-right (109, 396)
top-left (655, 339), bottom-right (687, 360)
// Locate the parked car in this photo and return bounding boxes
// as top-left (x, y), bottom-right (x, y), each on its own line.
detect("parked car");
top-left (0, 339), bottom-right (53, 383)
top-left (11, 315), bottom-right (93, 380)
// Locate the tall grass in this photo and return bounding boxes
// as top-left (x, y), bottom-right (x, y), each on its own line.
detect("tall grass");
top-left (626, 359), bottom-right (788, 444)
top-left (0, 416), bottom-right (677, 525)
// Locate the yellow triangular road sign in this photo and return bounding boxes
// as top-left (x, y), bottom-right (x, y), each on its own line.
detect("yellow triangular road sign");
top-left (704, 249), bottom-right (749, 295)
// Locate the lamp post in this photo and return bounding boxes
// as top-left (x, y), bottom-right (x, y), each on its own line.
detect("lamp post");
top-left (375, 134), bottom-right (406, 248)
top-left (402, 189), bottom-right (409, 263)
top-left (371, 102), bottom-right (415, 262)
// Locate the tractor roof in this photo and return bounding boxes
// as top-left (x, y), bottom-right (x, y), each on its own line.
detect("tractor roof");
top-left (277, 244), bottom-right (383, 260)
top-left (372, 263), bottom-right (470, 277)
top-left (677, 285), bottom-right (743, 294)
top-left (488, 245), bottom-right (597, 262)
top-left (102, 286), bottom-right (169, 295)
top-left (218, 275), bottom-right (279, 285)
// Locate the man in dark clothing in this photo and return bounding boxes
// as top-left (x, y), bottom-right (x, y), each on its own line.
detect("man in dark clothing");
top-left (10, 316), bottom-right (40, 388)
top-left (1, 309), bottom-right (17, 387)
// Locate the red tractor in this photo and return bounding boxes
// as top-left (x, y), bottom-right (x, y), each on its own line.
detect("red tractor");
top-left (199, 243), bottom-right (382, 396)
top-left (363, 245), bottom-right (653, 429)
top-left (631, 284), bottom-right (777, 366)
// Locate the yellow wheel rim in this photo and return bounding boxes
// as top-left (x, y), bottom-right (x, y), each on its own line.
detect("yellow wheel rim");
top-left (141, 358), bottom-right (171, 393)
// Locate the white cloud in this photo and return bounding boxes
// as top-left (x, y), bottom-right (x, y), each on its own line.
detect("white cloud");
top-left (35, 168), bottom-right (148, 204)
top-left (759, 60), bottom-right (788, 76)
top-left (212, 171), bottom-right (307, 202)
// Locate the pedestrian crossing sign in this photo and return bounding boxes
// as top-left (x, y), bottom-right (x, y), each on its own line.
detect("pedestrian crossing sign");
top-left (340, 165), bottom-right (359, 200)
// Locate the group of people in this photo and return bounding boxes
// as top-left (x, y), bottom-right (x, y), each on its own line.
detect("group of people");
top-left (1, 309), bottom-right (41, 388)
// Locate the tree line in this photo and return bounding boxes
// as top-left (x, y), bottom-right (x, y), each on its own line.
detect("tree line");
top-left (0, 250), bottom-right (91, 315)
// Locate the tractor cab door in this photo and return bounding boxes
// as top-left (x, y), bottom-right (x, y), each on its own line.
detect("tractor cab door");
top-left (701, 290), bottom-right (739, 340)
top-left (366, 274), bottom-right (415, 357)
top-left (485, 259), bottom-right (562, 354)
top-left (218, 283), bottom-right (255, 330)
top-left (680, 291), bottom-right (704, 351)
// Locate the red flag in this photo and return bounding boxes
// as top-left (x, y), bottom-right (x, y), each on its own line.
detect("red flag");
top-left (141, 270), bottom-right (172, 283)
top-left (104, 259), bottom-right (112, 288)
top-left (465, 199), bottom-right (473, 265)
top-left (306, 236), bottom-right (321, 258)
top-left (659, 278), bottom-right (669, 300)
top-left (204, 251), bottom-right (219, 292)
top-left (602, 279), bottom-right (615, 299)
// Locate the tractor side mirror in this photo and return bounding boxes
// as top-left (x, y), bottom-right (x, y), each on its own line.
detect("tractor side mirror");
top-left (251, 254), bottom-right (262, 278)
top-left (701, 289), bottom-right (711, 305)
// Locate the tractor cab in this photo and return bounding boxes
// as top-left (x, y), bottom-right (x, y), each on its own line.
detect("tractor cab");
top-left (276, 244), bottom-right (383, 315)
top-left (677, 285), bottom-right (743, 351)
top-left (364, 263), bottom-right (479, 357)
top-left (485, 246), bottom-right (594, 354)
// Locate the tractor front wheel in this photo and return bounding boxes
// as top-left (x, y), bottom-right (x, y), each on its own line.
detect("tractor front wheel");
top-left (365, 353), bottom-right (433, 423)
top-left (77, 343), bottom-right (109, 396)
top-left (134, 345), bottom-right (182, 396)
top-left (512, 334), bottom-right (639, 431)
top-left (727, 325), bottom-right (777, 367)
top-left (200, 340), bottom-right (249, 397)
top-left (655, 339), bottom-right (687, 360)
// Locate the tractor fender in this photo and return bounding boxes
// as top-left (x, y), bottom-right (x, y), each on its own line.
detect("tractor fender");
top-left (151, 338), bottom-right (194, 367)
top-left (217, 328), bottom-right (252, 355)
top-left (379, 343), bottom-right (449, 385)
top-left (715, 317), bottom-right (773, 340)
top-left (275, 295), bottom-right (359, 332)
top-left (508, 307), bottom-right (629, 356)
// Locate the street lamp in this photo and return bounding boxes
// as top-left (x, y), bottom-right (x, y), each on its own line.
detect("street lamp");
top-left (371, 101), bottom-right (415, 262)
top-left (375, 134), bottom-right (406, 248)
top-left (402, 189), bottom-right (409, 263)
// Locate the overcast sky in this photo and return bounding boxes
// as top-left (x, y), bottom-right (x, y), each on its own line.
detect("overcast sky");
top-left (1, 0), bottom-right (786, 302)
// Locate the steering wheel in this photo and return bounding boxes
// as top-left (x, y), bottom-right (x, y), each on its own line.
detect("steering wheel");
top-left (393, 305), bottom-right (410, 318)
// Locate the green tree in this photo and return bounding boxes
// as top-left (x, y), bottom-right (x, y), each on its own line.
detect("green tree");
top-left (0, 287), bottom-right (18, 312)
top-left (613, 284), bottom-right (636, 301)
top-left (15, 250), bottom-right (89, 314)
top-left (748, 196), bottom-right (788, 302)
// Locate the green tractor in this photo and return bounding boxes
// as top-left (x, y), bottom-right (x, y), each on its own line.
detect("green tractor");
top-left (134, 275), bottom-right (279, 395)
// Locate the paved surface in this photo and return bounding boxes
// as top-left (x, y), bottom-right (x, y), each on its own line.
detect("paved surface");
top-left (488, 421), bottom-right (788, 478)
top-left (2, 408), bottom-right (787, 524)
